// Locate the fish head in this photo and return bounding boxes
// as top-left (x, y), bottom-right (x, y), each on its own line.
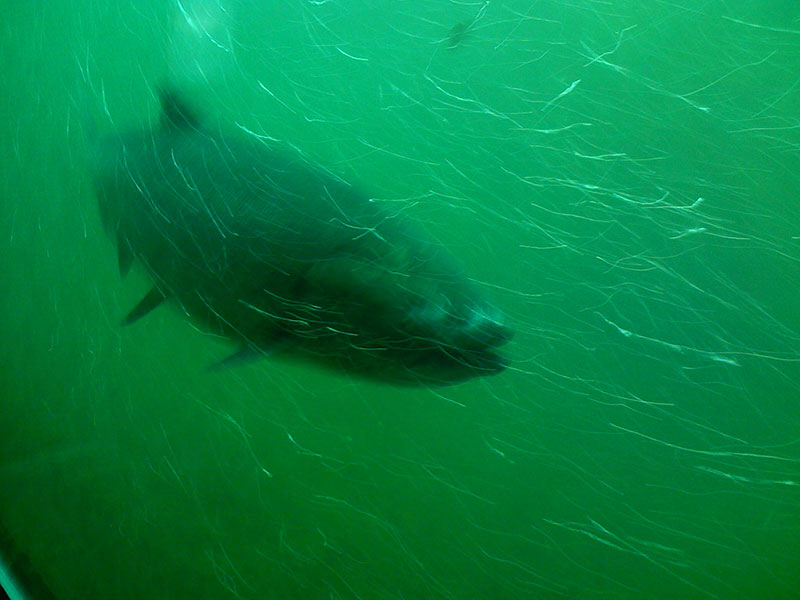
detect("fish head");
top-left (394, 279), bottom-right (513, 384)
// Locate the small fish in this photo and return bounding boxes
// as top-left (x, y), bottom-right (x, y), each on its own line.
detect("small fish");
top-left (446, 2), bottom-right (488, 49)
top-left (92, 89), bottom-right (512, 386)
top-left (447, 21), bottom-right (472, 48)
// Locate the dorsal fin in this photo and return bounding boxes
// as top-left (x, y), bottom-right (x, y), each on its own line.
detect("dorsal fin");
top-left (158, 88), bottom-right (200, 130)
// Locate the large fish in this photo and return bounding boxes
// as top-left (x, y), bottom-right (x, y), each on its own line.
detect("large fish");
top-left (92, 90), bottom-right (512, 386)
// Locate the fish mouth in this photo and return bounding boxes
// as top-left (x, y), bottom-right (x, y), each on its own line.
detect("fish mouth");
top-left (450, 347), bottom-right (510, 376)
top-left (417, 320), bottom-right (515, 384)
top-left (453, 319), bottom-right (514, 375)
top-left (403, 344), bottom-right (510, 386)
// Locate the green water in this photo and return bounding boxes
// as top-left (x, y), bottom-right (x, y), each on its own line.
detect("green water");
top-left (2, 1), bottom-right (799, 598)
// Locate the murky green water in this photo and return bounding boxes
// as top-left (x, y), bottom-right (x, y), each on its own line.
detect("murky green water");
top-left (2, 1), bottom-right (799, 598)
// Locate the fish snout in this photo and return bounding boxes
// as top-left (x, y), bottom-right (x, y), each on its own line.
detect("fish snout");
top-left (409, 297), bottom-right (512, 351)
top-left (454, 303), bottom-right (514, 351)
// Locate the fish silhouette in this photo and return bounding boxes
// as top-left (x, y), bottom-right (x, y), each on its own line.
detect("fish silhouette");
top-left (92, 89), bottom-right (512, 385)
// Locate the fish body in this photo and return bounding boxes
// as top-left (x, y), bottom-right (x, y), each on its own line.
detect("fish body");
top-left (93, 91), bottom-right (512, 385)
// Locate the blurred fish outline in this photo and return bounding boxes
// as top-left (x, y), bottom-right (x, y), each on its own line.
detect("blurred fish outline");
top-left (91, 88), bottom-right (513, 386)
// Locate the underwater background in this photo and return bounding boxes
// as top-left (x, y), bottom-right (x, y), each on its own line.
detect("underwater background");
top-left (2, 0), bottom-right (800, 598)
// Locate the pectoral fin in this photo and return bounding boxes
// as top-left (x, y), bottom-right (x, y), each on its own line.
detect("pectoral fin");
top-left (122, 286), bottom-right (166, 325)
top-left (207, 337), bottom-right (284, 371)
top-left (207, 346), bottom-right (263, 371)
